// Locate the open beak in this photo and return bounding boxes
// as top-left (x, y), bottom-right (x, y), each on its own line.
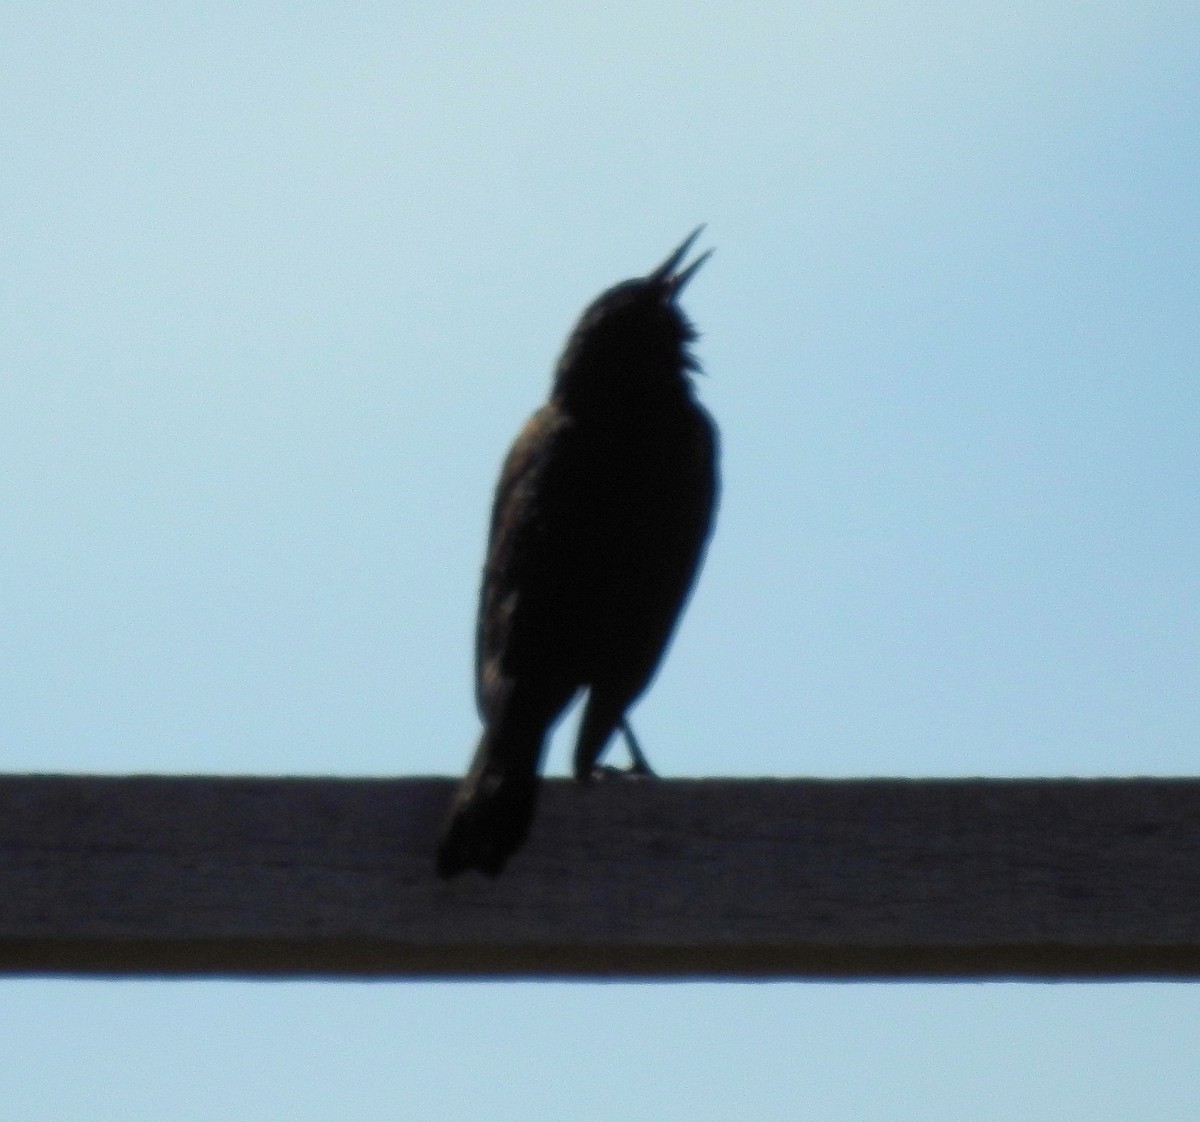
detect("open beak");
top-left (650, 225), bottom-right (713, 296)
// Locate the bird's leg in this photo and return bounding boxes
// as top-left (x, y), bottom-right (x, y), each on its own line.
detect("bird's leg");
top-left (581, 719), bottom-right (658, 782)
top-left (619, 719), bottom-right (657, 777)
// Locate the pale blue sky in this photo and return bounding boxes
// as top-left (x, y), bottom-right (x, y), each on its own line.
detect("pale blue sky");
top-left (2, 3), bottom-right (1198, 1118)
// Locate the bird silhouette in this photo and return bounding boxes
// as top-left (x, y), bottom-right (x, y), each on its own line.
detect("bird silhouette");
top-left (435, 228), bottom-right (719, 877)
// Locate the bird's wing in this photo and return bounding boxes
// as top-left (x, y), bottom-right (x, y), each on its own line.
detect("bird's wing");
top-left (473, 404), bottom-right (574, 716)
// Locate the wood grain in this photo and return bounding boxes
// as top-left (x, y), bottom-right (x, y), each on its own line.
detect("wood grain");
top-left (1, 775), bottom-right (1198, 978)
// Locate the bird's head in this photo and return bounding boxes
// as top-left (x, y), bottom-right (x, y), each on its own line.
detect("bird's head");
top-left (552, 227), bottom-right (712, 401)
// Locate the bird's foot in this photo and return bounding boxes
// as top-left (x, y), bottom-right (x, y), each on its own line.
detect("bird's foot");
top-left (589, 762), bottom-right (658, 783)
top-left (619, 719), bottom-right (658, 777)
top-left (578, 720), bottom-right (660, 784)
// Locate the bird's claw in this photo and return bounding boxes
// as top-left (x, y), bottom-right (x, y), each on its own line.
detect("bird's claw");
top-left (589, 762), bottom-right (658, 783)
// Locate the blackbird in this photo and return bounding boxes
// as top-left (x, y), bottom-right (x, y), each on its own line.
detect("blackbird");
top-left (435, 228), bottom-right (719, 877)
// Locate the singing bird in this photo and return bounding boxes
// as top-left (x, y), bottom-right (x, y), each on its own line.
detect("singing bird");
top-left (436, 229), bottom-right (719, 877)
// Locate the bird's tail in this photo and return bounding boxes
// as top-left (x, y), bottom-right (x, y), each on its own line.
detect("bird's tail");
top-left (435, 722), bottom-right (544, 878)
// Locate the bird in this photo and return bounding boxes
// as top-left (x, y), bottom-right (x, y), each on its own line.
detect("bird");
top-left (435, 228), bottom-right (719, 878)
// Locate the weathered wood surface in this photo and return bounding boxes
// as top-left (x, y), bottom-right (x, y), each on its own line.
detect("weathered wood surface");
top-left (1, 775), bottom-right (1199, 978)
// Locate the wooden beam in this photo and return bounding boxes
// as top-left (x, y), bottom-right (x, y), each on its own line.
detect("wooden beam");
top-left (1, 775), bottom-right (1199, 979)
